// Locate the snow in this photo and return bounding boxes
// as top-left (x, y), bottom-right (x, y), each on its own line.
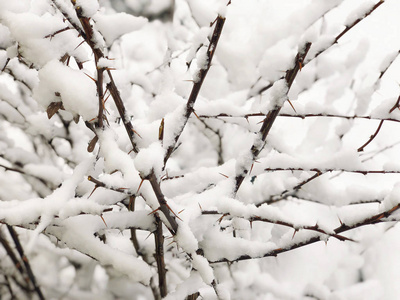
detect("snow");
top-left (74, 0), bottom-right (99, 17)
top-left (3, 0), bottom-right (400, 299)
top-left (94, 12), bottom-right (148, 46)
top-left (134, 141), bottom-right (165, 178)
top-left (33, 60), bottom-right (98, 121)
top-left (344, 1), bottom-right (376, 27)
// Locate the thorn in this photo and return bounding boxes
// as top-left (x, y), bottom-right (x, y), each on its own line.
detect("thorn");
top-left (219, 172), bottom-right (229, 178)
top-left (100, 214), bottom-right (108, 227)
top-left (165, 203), bottom-right (183, 221)
top-left (137, 178), bottom-right (144, 193)
top-left (167, 240), bottom-right (176, 246)
top-left (217, 213), bottom-right (228, 224)
top-left (249, 163), bottom-right (254, 176)
top-left (145, 232), bottom-right (152, 240)
top-left (292, 229), bottom-right (298, 239)
top-left (178, 209), bottom-right (184, 214)
top-left (210, 16), bottom-right (218, 27)
top-left (148, 207), bottom-right (161, 215)
top-left (132, 128), bottom-right (142, 138)
top-left (88, 186), bottom-right (98, 198)
top-left (198, 203), bottom-right (203, 211)
top-left (338, 216), bottom-right (343, 225)
top-left (193, 111), bottom-right (201, 120)
top-left (84, 72), bottom-right (97, 82)
top-left (74, 40), bottom-right (85, 50)
top-left (287, 99), bottom-right (297, 113)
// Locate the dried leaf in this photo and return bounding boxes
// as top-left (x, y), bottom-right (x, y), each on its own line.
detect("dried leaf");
top-left (46, 101), bottom-right (64, 119)
top-left (159, 118), bottom-right (164, 142)
top-left (87, 135), bottom-right (99, 153)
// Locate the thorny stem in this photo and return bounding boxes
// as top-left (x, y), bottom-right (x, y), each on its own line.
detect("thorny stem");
top-left (252, 0), bottom-right (384, 98)
top-left (200, 112), bottom-right (400, 123)
top-left (201, 210), bottom-right (352, 241)
top-left (263, 167), bottom-right (400, 175)
top-left (127, 196), bottom-right (161, 300)
top-left (74, 6), bottom-right (105, 128)
top-left (164, 15), bottom-right (226, 165)
top-left (333, 0), bottom-right (384, 44)
top-left (148, 172), bottom-right (179, 234)
top-left (107, 70), bottom-right (140, 153)
top-left (209, 201), bottom-right (400, 264)
top-left (234, 43), bottom-right (312, 193)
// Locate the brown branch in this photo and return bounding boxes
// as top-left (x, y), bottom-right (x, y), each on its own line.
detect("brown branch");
top-left (127, 196), bottom-right (161, 300)
top-left (379, 50), bottom-right (400, 81)
top-left (251, 1), bottom-right (384, 98)
top-left (154, 214), bottom-right (167, 298)
top-left (263, 167), bottom-right (400, 175)
top-left (106, 71), bottom-right (140, 153)
top-left (334, 1), bottom-right (384, 43)
top-left (148, 172), bottom-right (179, 234)
top-left (0, 230), bottom-right (29, 284)
top-left (7, 226), bottom-right (45, 300)
top-left (234, 43), bottom-right (312, 193)
top-left (51, 0), bottom-right (87, 40)
top-left (87, 176), bottom-right (133, 195)
top-left (201, 112), bottom-right (400, 123)
top-left (201, 210), bottom-right (352, 241)
top-left (357, 120), bottom-right (384, 152)
top-left (164, 15), bottom-right (226, 165)
top-left (209, 201), bottom-right (400, 264)
top-left (389, 95), bottom-right (400, 113)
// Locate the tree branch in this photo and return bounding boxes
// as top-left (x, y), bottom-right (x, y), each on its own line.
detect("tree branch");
top-left (164, 15), bottom-right (226, 165)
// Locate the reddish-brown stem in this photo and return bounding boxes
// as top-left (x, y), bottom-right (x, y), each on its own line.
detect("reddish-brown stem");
top-left (357, 120), bottom-right (384, 152)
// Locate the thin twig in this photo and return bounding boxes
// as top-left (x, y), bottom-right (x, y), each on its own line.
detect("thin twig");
top-left (209, 201), bottom-right (400, 263)
top-left (200, 112), bottom-right (400, 123)
top-left (357, 120), bottom-right (384, 152)
top-left (263, 167), bottom-right (400, 175)
top-left (7, 226), bottom-right (45, 300)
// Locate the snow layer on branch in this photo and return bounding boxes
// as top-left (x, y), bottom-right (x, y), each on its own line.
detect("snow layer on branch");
top-left (47, 215), bottom-right (152, 284)
top-left (74, 0), bottom-right (99, 17)
top-left (33, 60), bottom-right (98, 121)
top-left (0, 158), bottom-right (96, 226)
top-left (1, 10), bottom-right (83, 67)
top-left (94, 12), bottom-right (147, 46)
top-left (164, 272), bottom-right (206, 300)
top-left (134, 141), bottom-right (165, 178)
top-left (261, 79), bottom-right (289, 112)
top-left (201, 227), bottom-right (275, 262)
top-left (344, 1), bottom-right (375, 27)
